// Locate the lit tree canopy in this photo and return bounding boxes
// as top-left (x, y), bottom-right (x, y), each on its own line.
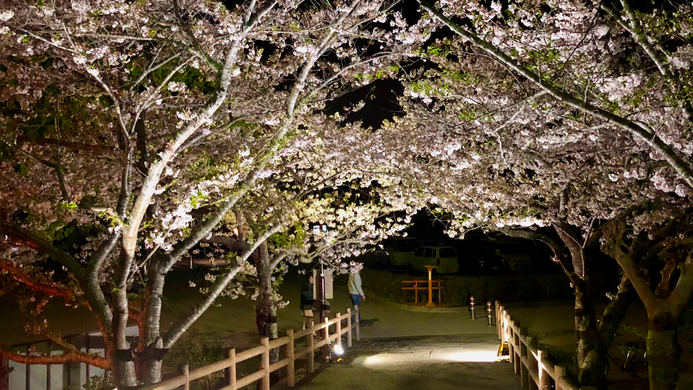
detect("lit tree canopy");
top-left (0, 0), bottom-right (423, 386)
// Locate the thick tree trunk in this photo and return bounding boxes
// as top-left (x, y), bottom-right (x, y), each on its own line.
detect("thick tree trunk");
top-left (647, 308), bottom-right (679, 390)
top-left (139, 338), bottom-right (164, 385)
top-left (112, 353), bottom-right (137, 388)
top-left (574, 282), bottom-right (607, 390)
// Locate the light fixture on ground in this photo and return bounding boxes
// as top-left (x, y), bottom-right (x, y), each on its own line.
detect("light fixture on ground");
top-left (327, 341), bottom-right (345, 363)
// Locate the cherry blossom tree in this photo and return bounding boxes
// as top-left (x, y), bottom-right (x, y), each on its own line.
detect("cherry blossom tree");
top-left (601, 203), bottom-right (693, 390)
top-left (0, 0), bottom-right (423, 386)
top-left (322, 0), bottom-right (693, 388)
top-left (204, 185), bottom-right (407, 350)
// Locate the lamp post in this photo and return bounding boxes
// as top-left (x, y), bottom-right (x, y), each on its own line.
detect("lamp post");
top-left (424, 265), bottom-right (437, 308)
top-left (318, 261), bottom-right (330, 323)
top-left (312, 224), bottom-right (330, 323)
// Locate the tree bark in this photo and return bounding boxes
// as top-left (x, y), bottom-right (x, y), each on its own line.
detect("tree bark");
top-left (574, 283), bottom-right (607, 389)
top-left (646, 303), bottom-right (679, 390)
top-left (255, 242), bottom-right (279, 359)
top-left (140, 261), bottom-right (167, 384)
top-left (551, 225), bottom-right (606, 389)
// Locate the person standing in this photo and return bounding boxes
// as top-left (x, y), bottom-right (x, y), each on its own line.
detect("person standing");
top-left (300, 275), bottom-right (315, 329)
top-left (348, 264), bottom-right (365, 322)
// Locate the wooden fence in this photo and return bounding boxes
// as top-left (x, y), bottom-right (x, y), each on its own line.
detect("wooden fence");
top-left (401, 279), bottom-right (442, 304)
top-left (494, 301), bottom-right (596, 390)
top-left (138, 307), bottom-right (359, 390)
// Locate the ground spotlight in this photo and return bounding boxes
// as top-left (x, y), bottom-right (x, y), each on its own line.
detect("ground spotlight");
top-left (327, 341), bottom-right (345, 363)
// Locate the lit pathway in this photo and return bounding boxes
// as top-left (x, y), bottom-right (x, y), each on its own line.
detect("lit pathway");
top-left (295, 334), bottom-right (522, 390)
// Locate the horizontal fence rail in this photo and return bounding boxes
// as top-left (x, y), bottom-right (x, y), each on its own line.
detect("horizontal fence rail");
top-left (138, 307), bottom-right (359, 390)
top-left (495, 301), bottom-right (595, 390)
top-left (401, 279), bottom-right (442, 304)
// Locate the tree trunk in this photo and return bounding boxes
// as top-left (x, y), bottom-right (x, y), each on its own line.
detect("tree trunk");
top-left (112, 352), bottom-right (138, 388)
top-left (574, 282), bottom-right (607, 390)
top-left (111, 244), bottom-right (137, 388)
top-left (647, 308), bottom-right (679, 390)
top-left (139, 338), bottom-right (164, 385)
top-left (255, 242), bottom-right (279, 359)
top-left (139, 263), bottom-right (167, 385)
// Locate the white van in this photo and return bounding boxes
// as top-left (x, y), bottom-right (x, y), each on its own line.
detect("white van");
top-left (383, 238), bottom-right (419, 266)
top-left (404, 246), bottom-right (459, 274)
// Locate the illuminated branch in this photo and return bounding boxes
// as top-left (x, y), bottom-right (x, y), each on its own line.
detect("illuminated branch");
top-left (0, 349), bottom-right (110, 369)
top-left (419, 0), bottom-right (693, 189)
top-left (0, 261), bottom-right (79, 304)
top-left (601, 221), bottom-right (657, 310)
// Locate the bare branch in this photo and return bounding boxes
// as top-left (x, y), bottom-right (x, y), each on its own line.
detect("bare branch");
top-left (1, 140), bottom-right (70, 201)
top-left (616, 0), bottom-right (669, 77)
top-left (163, 223), bottom-right (284, 347)
top-left (600, 221), bottom-right (657, 310)
top-left (130, 52), bottom-right (182, 91)
top-left (498, 227), bottom-right (582, 288)
top-left (22, 138), bottom-right (117, 154)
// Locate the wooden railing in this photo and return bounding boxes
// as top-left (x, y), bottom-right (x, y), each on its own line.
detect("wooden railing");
top-left (139, 307), bottom-right (359, 390)
top-left (401, 279), bottom-right (442, 304)
top-left (495, 301), bottom-right (596, 390)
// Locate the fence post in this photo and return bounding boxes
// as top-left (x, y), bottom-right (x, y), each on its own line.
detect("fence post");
top-left (261, 337), bottom-right (270, 390)
top-left (414, 281), bottom-right (418, 303)
top-left (335, 313), bottom-right (342, 346)
top-left (307, 321), bottom-right (315, 374)
top-left (528, 336), bottom-right (538, 390)
top-left (537, 349), bottom-right (549, 390)
top-left (520, 327), bottom-right (528, 388)
top-left (182, 364), bottom-right (190, 390)
top-left (346, 308), bottom-right (353, 347)
top-left (503, 310), bottom-right (509, 343)
top-left (507, 317), bottom-right (515, 367)
top-left (495, 301), bottom-right (501, 339)
top-left (512, 319), bottom-right (520, 374)
top-left (225, 348), bottom-right (236, 390)
top-left (286, 329), bottom-right (295, 387)
top-left (554, 365), bottom-right (565, 390)
top-left (355, 306), bottom-right (360, 341)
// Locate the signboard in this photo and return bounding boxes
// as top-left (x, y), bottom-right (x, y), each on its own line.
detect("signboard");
top-left (312, 269), bottom-right (333, 299)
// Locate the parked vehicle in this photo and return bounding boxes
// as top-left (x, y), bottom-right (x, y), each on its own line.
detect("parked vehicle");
top-left (477, 255), bottom-right (505, 274)
top-left (494, 250), bottom-right (532, 271)
top-left (382, 238), bottom-right (419, 266)
top-left (476, 237), bottom-right (533, 272)
top-left (391, 245), bottom-right (459, 274)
